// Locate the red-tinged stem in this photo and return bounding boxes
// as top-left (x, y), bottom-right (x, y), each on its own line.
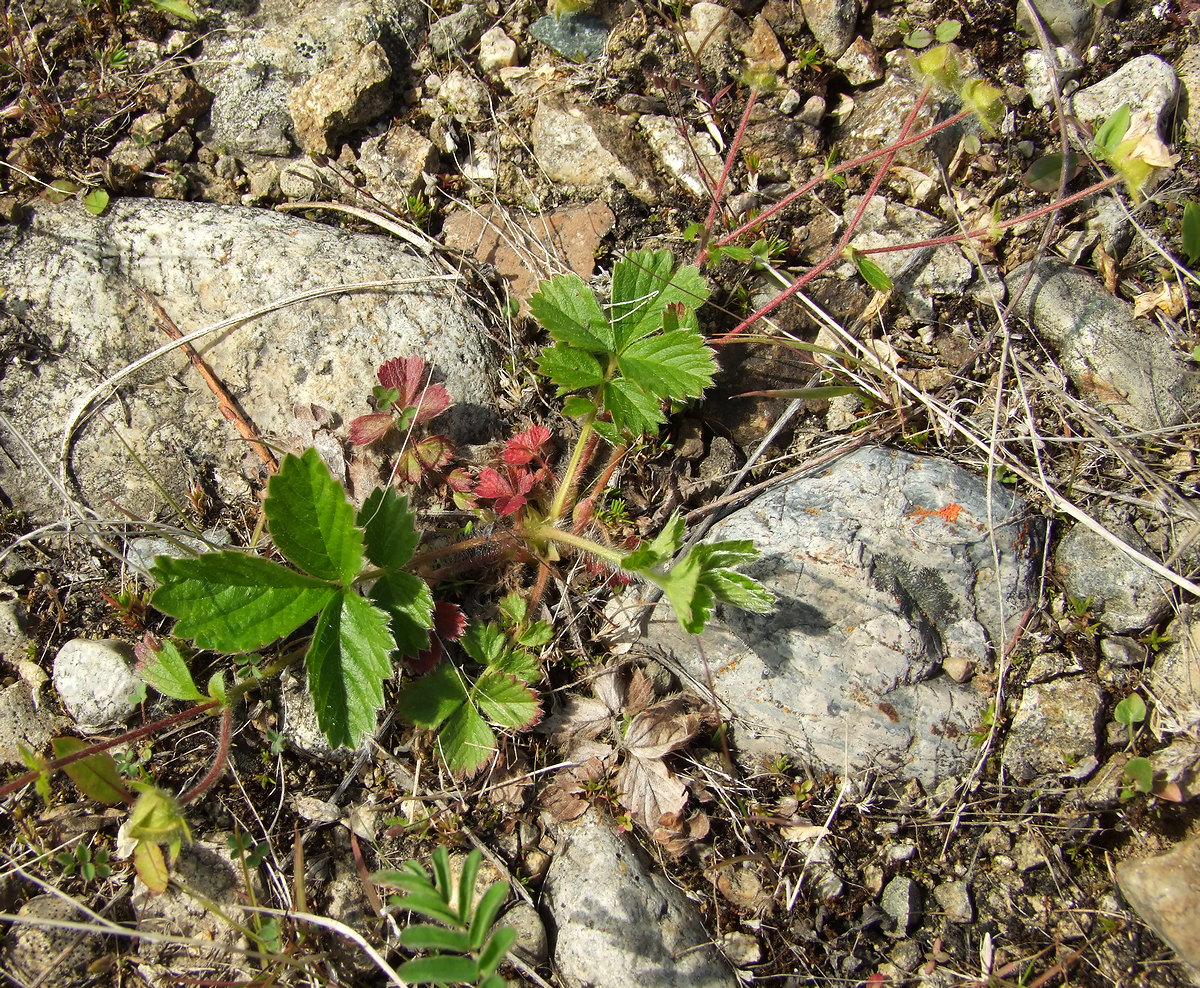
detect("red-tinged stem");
top-left (713, 87), bottom-right (931, 344)
top-left (696, 88), bottom-right (759, 264)
top-left (855, 174), bottom-right (1123, 256)
top-left (573, 444), bottom-right (628, 532)
top-left (179, 705), bottom-right (232, 806)
top-left (712, 93), bottom-right (972, 251)
top-left (0, 699), bottom-right (221, 801)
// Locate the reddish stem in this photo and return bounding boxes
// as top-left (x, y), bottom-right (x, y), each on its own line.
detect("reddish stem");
top-left (179, 705), bottom-right (233, 806)
top-left (696, 88), bottom-right (758, 263)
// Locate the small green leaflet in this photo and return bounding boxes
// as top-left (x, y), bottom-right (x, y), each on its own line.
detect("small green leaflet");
top-left (844, 247), bottom-right (893, 292)
top-left (1093, 104), bottom-right (1131, 157)
top-left (138, 637), bottom-right (204, 701)
top-left (51, 738), bottom-right (131, 804)
top-left (1183, 201), bottom-right (1200, 266)
top-left (84, 189), bottom-right (110, 215)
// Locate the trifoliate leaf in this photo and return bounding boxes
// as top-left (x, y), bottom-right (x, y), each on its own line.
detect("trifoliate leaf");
top-left (438, 702), bottom-right (496, 776)
top-left (538, 343), bottom-right (606, 392)
top-left (152, 552), bottom-right (336, 653)
top-left (370, 570), bottom-right (434, 658)
top-left (473, 670), bottom-right (540, 729)
top-left (609, 250), bottom-right (709, 348)
top-left (266, 449), bottom-right (363, 585)
top-left (358, 487), bottom-right (421, 571)
top-left (617, 329), bottom-right (716, 402)
top-left (305, 590), bottom-right (393, 748)
top-left (461, 622), bottom-right (507, 667)
top-left (529, 274), bottom-right (611, 352)
top-left (397, 661), bottom-right (469, 730)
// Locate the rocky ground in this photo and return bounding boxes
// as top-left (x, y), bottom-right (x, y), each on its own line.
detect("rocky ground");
top-left (2, 0), bottom-right (1200, 985)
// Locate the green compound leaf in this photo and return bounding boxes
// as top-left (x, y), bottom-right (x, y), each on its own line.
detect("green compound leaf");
top-left (370, 570), bottom-right (434, 658)
top-left (137, 637), bottom-right (204, 701)
top-left (305, 590), bottom-right (393, 749)
top-left (473, 670), bottom-right (540, 729)
top-left (529, 273), bottom-right (611, 352)
top-left (609, 250), bottom-right (709, 348)
top-left (51, 738), bottom-right (131, 804)
top-left (358, 487), bottom-right (421, 571)
top-left (469, 882), bottom-right (510, 951)
top-left (622, 515), bottom-right (685, 571)
top-left (152, 552), bottom-right (336, 653)
top-left (265, 449), bottom-right (364, 585)
top-left (617, 328), bottom-right (716, 402)
top-left (538, 343), bottom-right (606, 392)
top-left (461, 621), bottom-right (507, 667)
top-left (397, 661), bottom-right (469, 730)
top-left (438, 702), bottom-right (496, 776)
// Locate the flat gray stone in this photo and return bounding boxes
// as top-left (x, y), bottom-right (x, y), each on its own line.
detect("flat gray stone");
top-left (0, 198), bottom-right (497, 524)
top-left (1053, 523), bottom-right (1172, 631)
top-left (1007, 260), bottom-right (1200, 431)
top-left (933, 880), bottom-right (974, 923)
top-left (544, 811), bottom-right (736, 988)
top-left (640, 446), bottom-right (1043, 785)
top-left (1071, 55), bottom-right (1179, 133)
top-left (52, 638), bottom-right (141, 731)
top-left (0, 682), bottom-right (69, 765)
top-left (799, 0), bottom-right (858, 57)
top-left (1001, 678), bottom-right (1103, 782)
top-left (881, 876), bottom-right (923, 936)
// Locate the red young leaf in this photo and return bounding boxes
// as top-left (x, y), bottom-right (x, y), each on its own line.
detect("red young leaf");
top-left (475, 467), bottom-right (536, 515)
top-left (395, 435), bottom-right (456, 485)
top-left (405, 601), bottom-right (467, 675)
top-left (376, 356), bottom-right (451, 425)
top-left (348, 412), bottom-right (395, 446)
top-left (503, 424), bottom-right (553, 466)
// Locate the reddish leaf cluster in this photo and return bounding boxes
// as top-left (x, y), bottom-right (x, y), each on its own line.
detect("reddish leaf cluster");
top-left (348, 356), bottom-right (452, 447)
top-left (473, 425), bottom-right (554, 516)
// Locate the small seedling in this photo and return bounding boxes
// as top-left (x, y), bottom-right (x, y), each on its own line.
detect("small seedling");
top-left (374, 847), bottom-right (516, 988)
top-left (54, 844), bottom-right (112, 883)
top-left (1182, 200), bottom-right (1200, 266)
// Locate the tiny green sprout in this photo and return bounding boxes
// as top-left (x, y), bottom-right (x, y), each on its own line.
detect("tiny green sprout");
top-left (55, 844), bottom-right (111, 883)
top-left (1114, 692), bottom-right (1147, 750)
top-left (1121, 756), bottom-right (1155, 798)
top-left (960, 79), bottom-right (1003, 133)
top-left (904, 26), bottom-right (934, 48)
top-left (1181, 200), bottom-right (1200, 266)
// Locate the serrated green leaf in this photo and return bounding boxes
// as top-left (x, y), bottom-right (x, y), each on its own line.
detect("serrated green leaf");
top-left (370, 570), bottom-right (434, 658)
top-left (358, 487), bottom-right (421, 570)
top-left (846, 248), bottom-right (893, 292)
top-left (138, 638), bottom-right (204, 701)
top-left (491, 646), bottom-right (539, 682)
top-left (266, 450), bottom-right (364, 584)
top-left (305, 591), bottom-right (393, 749)
top-left (702, 568), bottom-right (775, 612)
top-left (152, 552), bottom-right (336, 653)
top-left (659, 550), bottom-right (709, 633)
top-left (469, 882), bottom-right (510, 951)
top-left (478, 926), bottom-right (518, 976)
top-left (600, 377), bottom-right (663, 435)
top-left (400, 924), bottom-right (474, 953)
top-left (529, 274), bottom-right (611, 352)
top-left (622, 515), bottom-right (684, 571)
top-left (538, 343), bottom-right (606, 392)
top-left (1094, 104), bottom-right (1131, 155)
top-left (150, 0), bottom-right (199, 20)
top-left (397, 955), bottom-right (481, 984)
top-left (51, 738), bottom-right (131, 804)
top-left (461, 622), bottom-right (507, 667)
top-left (562, 394), bottom-right (598, 418)
top-left (1183, 201), bottom-right (1200, 265)
top-left (498, 593), bottom-right (527, 628)
top-left (398, 662), bottom-right (469, 729)
top-left (83, 188), bottom-right (110, 215)
top-left (618, 329), bottom-right (716, 403)
top-left (517, 621), bottom-right (553, 649)
top-left (473, 670), bottom-right (540, 728)
top-left (610, 250), bottom-right (709, 349)
top-left (438, 702), bottom-right (496, 776)
top-left (591, 419), bottom-right (623, 445)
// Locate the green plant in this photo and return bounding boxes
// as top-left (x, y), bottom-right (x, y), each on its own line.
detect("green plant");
top-left (54, 843), bottom-right (112, 883)
top-left (374, 847), bottom-right (516, 987)
top-left (1182, 200), bottom-right (1200, 266)
top-left (903, 19), bottom-right (961, 49)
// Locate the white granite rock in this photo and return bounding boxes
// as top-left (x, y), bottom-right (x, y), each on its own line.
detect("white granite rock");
top-left (52, 638), bottom-right (141, 731)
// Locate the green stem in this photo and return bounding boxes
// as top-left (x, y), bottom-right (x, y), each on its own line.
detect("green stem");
top-left (529, 522), bottom-right (624, 567)
top-left (548, 413), bottom-right (597, 524)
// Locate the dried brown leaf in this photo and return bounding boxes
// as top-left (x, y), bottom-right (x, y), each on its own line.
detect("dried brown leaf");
top-left (622, 697), bottom-right (700, 761)
top-left (617, 752), bottom-right (688, 830)
top-left (541, 695), bottom-right (612, 748)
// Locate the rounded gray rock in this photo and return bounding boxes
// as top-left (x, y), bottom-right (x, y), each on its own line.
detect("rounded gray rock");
top-left (52, 638), bottom-right (140, 731)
